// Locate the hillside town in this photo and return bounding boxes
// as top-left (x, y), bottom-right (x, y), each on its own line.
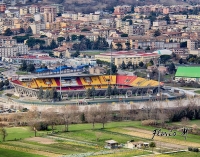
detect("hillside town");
top-left (0, 1), bottom-right (200, 157)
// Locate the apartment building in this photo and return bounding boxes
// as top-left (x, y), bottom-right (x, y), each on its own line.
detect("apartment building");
top-left (114, 5), bottom-right (132, 14)
top-left (29, 5), bottom-right (39, 14)
top-left (40, 6), bottom-right (57, 23)
top-left (95, 51), bottom-right (158, 67)
top-left (0, 3), bottom-right (6, 12)
top-left (0, 39), bottom-right (28, 57)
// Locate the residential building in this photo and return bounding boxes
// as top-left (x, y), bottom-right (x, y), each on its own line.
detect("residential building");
top-left (95, 51), bottom-right (158, 67)
top-left (40, 6), bottom-right (57, 23)
top-left (0, 39), bottom-right (28, 57)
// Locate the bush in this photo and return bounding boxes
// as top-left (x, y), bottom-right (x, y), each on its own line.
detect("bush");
top-left (188, 147), bottom-right (199, 152)
top-left (141, 119), bottom-right (158, 126)
top-left (188, 147), bottom-right (193, 151)
top-left (193, 147), bottom-right (199, 152)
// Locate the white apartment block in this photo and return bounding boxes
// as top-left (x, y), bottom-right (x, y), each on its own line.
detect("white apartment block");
top-left (0, 39), bottom-right (28, 57)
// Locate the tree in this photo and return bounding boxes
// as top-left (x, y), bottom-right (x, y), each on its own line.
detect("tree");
top-left (122, 15), bottom-right (133, 21)
top-left (19, 61), bottom-right (27, 71)
top-left (57, 37), bottom-right (65, 45)
top-left (40, 35), bottom-right (47, 38)
top-left (4, 79), bottom-right (9, 86)
top-left (80, 113), bottom-right (86, 123)
top-left (43, 108), bottom-right (58, 132)
top-left (27, 64), bottom-right (35, 72)
top-left (179, 58), bottom-right (183, 64)
top-left (0, 81), bottom-right (4, 89)
top-left (71, 34), bottom-right (78, 41)
top-left (163, 14), bottom-right (171, 24)
top-left (121, 61), bottom-right (126, 69)
top-left (0, 127), bottom-right (8, 142)
top-left (19, 27), bottom-right (25, 34)
top-left (86, 106), bottom-right (98, 129)
top-left (3, 28), bottom-right (13, 36)
top-left (79, 35), bottom-right (85, 41)
top-left (149, 142), bottom-right (156, 152)
top-left (71, 50), bottom-right (80, 57)
top-left (50, 39), bottom-right (58, 49)
top-left (127, 61), bottom-right (132, 69)
top-left (60, 106), bottom-right (78, 132)
top-left (125, 42), bottom-right (131, 50)
top-left (139, 61), bottom-right (144, 67)
top-left (29, 18), bottom-right (34, 23)
top-left (105, 85), bottom-right (112, 98)
top-left (154, 29), bottom-right (161, 37)
top-left (91, 86), bottom-right (96, 100)
top-left (66, 36), bottom-right (70, 42)
top-left (160, 55), bottom-right (171, 64)
top-left (86, 88), bottom-right (91, 98)
top-left (121, 33), bottom-right (128, 37)
top-left (150, 59), bottom-right (154, 65)
top-left (98, 104), bottom-right (111, 128)
top-left (43, 89), bottom-right (50, 101)
top-left (112, 86), bottom-right (118, 97)
top-left (26, 26), bottom-right (33, 36)
top-left (50, 88), bottom-right (58, 101)
top-left (168, 63), bottom-right (176, 74)
top-left (116, 43), bottom-right (122, 50)
top-left (37, 87), bottom-right (44, 100)
top-left (145, 46), bottom-right (150, 50)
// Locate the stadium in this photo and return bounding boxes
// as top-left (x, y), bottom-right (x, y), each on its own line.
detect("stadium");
top-left (11, 74), bottom-right (162, 99)
top-left (175, 67), bottom-right (200, 83)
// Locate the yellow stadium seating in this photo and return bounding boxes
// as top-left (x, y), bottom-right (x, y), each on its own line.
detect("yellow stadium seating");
top-left (21, 79), bottom-right (38, 88)
top-left (91, 76), bottom-right (101, 85)
top-left (131, 77), bottom-right (146, 87)
top-left (99, 75), bottom-right (116, 85)
top-left (140, 80), bottom-right (152, 87)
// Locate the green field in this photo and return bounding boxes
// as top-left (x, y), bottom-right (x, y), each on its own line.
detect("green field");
top-left (0, 148), bottom-right (45, 157)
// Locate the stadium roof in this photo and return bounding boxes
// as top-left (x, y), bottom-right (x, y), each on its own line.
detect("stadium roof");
top-left (175, 67), bottom-right (200, 78)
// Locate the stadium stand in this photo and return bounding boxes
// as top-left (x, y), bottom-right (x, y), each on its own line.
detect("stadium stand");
top-left (116, 75), bottom-right (137, 85)
top-left (12, 75), bottom-right (162, 92)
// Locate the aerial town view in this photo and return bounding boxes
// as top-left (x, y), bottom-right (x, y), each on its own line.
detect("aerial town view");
top-left (0, 0), bottom-right (200, 156)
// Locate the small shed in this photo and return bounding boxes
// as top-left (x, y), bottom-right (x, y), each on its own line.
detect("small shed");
top-left (127, 141), bottom-right (149, 149)
top-left (105, 140), bottom-right (118, 149)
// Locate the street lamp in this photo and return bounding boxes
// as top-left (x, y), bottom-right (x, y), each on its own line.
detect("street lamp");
top-left (153, 50), bottom-right (172, 97)
top-left (59, 59), bottom-right (62, 97)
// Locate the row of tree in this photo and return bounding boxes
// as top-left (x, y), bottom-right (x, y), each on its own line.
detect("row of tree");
top-left (1, 97), bottom-right (200, 137)
top-left (37, 87), bottom-right (61, 101)
top-left (19, 61), bottom-right (35, 72)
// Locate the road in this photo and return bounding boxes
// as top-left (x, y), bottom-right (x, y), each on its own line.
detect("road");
top-left (0, 96), bottom-right (199, 112)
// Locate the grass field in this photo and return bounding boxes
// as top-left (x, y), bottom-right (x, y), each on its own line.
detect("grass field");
top-left (16, 71), bottom-right (28, 75)
top-left (156, 151), bottom-right (200, 157)
top-left (194, 90), bottom-right (200, 94)
top-left (0, 148), bottom-right (45, 157)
